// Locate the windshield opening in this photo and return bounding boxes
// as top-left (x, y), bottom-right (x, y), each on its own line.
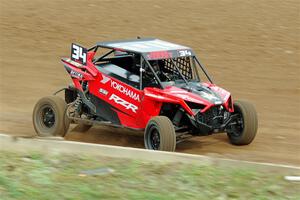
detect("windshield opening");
top-left (143, 56), bottom-right (199, 83)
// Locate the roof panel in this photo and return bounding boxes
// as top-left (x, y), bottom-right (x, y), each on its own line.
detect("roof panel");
top-left (97, 38), bottom-right (191, 53)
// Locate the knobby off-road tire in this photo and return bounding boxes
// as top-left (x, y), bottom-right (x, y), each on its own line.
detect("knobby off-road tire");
top-left (144, 116), bottom-right (176, 152)
top-left (227, 100), bottom-right (258, 145)
top-left (33, 96), bottom-right (70, 137)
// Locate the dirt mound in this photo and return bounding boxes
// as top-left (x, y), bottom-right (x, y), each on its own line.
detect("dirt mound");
top-left (0, 0), bottom-right (299, 165)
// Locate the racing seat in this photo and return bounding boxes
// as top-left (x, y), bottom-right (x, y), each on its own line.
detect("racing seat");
top-left (96, 63), bottom-right (140, 89)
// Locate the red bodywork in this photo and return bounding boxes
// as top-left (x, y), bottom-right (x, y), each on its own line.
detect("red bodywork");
top-left (62, 51), bottom-right (233, 130)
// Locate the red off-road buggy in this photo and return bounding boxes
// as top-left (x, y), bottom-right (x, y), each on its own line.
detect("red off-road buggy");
top-left (33, 38), bottom-right (258, 151)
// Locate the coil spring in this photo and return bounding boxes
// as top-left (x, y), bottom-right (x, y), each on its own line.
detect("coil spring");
top-left (74, 94), bottom-right (82, 113)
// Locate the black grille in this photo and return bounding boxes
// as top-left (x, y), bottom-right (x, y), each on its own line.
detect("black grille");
top-left (197, 106), bottom-right (224, 127)
top-left (185, 101), bottom-right (206, 110)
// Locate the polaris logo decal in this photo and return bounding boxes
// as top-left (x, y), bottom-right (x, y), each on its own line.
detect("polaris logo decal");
top-left (109, 94), bottom-right (138, 113)
top-left (100, 75), bottom-right (111, 84)
top-left (110, 80), bottom-right (140, 102)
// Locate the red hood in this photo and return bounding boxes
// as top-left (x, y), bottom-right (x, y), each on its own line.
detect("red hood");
top-left (162, 86), bottom-right (210, 105)
top-left (144, 82), bottom-right (233, 114)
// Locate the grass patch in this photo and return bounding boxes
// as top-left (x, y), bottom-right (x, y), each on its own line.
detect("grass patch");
top-left (0, 151), bottom-right (299, 200)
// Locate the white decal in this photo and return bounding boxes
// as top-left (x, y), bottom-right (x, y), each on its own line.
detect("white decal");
top-left (99, 88), bottom-right (108, 95)
top-left (178, 50), bottom-right (192, 57)
top-left (145, 93), bottom-right (165, 99)
top-left (211, 86), bottom-right (230, 100)
top-left (100, 75), bottom-right (111, 84)
top-left (71, 44), bottom-right (87, 65)
top-left (110, 80), bottom-right (140, 102)
top-left (200, 91), bottom-right (221, 103)
top-left (65, 58), bottom-right (83, 68)
top-left (109, 94), bottom-right (138, 113)
top-left (70, 70), bottom-right (83, 79)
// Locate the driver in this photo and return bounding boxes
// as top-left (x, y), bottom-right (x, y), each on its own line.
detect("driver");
top-left (150, 60), bottom-right (170, 81)
top-left (151, 60), bottom-right (160, 73)
top-left (142, 60), bottom-right (172, 88)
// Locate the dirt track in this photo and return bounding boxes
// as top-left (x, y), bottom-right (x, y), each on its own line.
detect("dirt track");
top-left (0, 0), bottom-right (299, 165)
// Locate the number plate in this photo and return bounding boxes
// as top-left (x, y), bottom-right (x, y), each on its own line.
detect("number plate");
top-left (71, 43), bottom-right (87, 65)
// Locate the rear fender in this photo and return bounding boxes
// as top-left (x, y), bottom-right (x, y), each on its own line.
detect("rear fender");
top-left (62, 60), bottom-right (95, 81)
top-left (61, 52), bottom-right (99, 77)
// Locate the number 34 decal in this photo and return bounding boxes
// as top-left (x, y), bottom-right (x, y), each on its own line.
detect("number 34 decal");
top-left (71, 43), bottom-right (87, 65)
top-left (178, 50), bottom-right (192, 57)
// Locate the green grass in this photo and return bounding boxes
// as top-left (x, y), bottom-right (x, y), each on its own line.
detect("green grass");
top-left (0, 151), bottom-right (299, 200)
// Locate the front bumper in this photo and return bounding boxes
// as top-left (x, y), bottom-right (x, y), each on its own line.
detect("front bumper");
top-left (189, 106), bottom-right (238, 135)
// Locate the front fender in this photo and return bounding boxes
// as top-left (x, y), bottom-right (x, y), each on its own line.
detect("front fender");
top-left (144, 89), bottom-right (194, 116)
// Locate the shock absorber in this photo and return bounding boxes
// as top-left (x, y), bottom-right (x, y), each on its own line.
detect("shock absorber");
top-left (173, 108), bottom-right (184, 126)
top-left (74, 94), bottom-right (83, 116)
top-left (82, 81), bottom-right (88, 92)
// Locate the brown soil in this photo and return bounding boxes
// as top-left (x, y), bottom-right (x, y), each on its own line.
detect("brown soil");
top-left (0, 0), bottom-right (299, 165)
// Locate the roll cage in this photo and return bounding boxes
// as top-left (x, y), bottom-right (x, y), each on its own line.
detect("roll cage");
top-left (89, 39), bottom-right (213, 90)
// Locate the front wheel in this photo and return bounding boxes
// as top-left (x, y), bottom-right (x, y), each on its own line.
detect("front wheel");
top-left (144, 116), bottom-right (176, 151)
top-left (227, 100), bottom-right (258, 145)
top-left (33, 96), bottom-right (70, 137)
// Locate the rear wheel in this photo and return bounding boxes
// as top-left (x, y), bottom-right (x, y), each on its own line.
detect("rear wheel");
top-left (33, 96), bottom-right (70, 137)
top-left (227, 100), bottom-right (258, 145)
top-left (144, 116), bottom-right (176, 151)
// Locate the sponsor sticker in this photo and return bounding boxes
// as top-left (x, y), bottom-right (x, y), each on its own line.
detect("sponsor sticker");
top-left (99, 75), bottom-right (140, 102)
top-left (147, 51), bottom-right (172, 60)
top-left (110, 80), bottom-right (140, 102)
top-left (71, 43), bottom-right (87, 65)
top-left (99, 88), bottom-right (108, 96)
top-left (70, 70), bottom-right (83, 79)
top-left (109, 94), bottom-right (138, 113)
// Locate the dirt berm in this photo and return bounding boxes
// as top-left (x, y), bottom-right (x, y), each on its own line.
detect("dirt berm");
top-left (0, 0), bottom-right (299, 165)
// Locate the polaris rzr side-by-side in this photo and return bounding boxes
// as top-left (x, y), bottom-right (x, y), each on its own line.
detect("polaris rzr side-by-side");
top-left (33, 38), bottom-right (258, 151)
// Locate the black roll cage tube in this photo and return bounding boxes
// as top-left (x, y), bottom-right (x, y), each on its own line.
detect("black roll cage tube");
top-left (141, 55), bottom-right (164, 89)
top-left (93, 49), bottom-right (114, 63)
top-left (89, 45), bottom-right (213, 89)
top-left (193, 56), bottom-right (213, 83)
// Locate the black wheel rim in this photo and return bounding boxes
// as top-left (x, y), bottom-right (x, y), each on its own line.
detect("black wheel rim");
top-left (148, 126), bottom-right (160, 150)
top-left (40, 105), bottom-right (55, 129)
top-left (230, 113), bottom-right (244, 137)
